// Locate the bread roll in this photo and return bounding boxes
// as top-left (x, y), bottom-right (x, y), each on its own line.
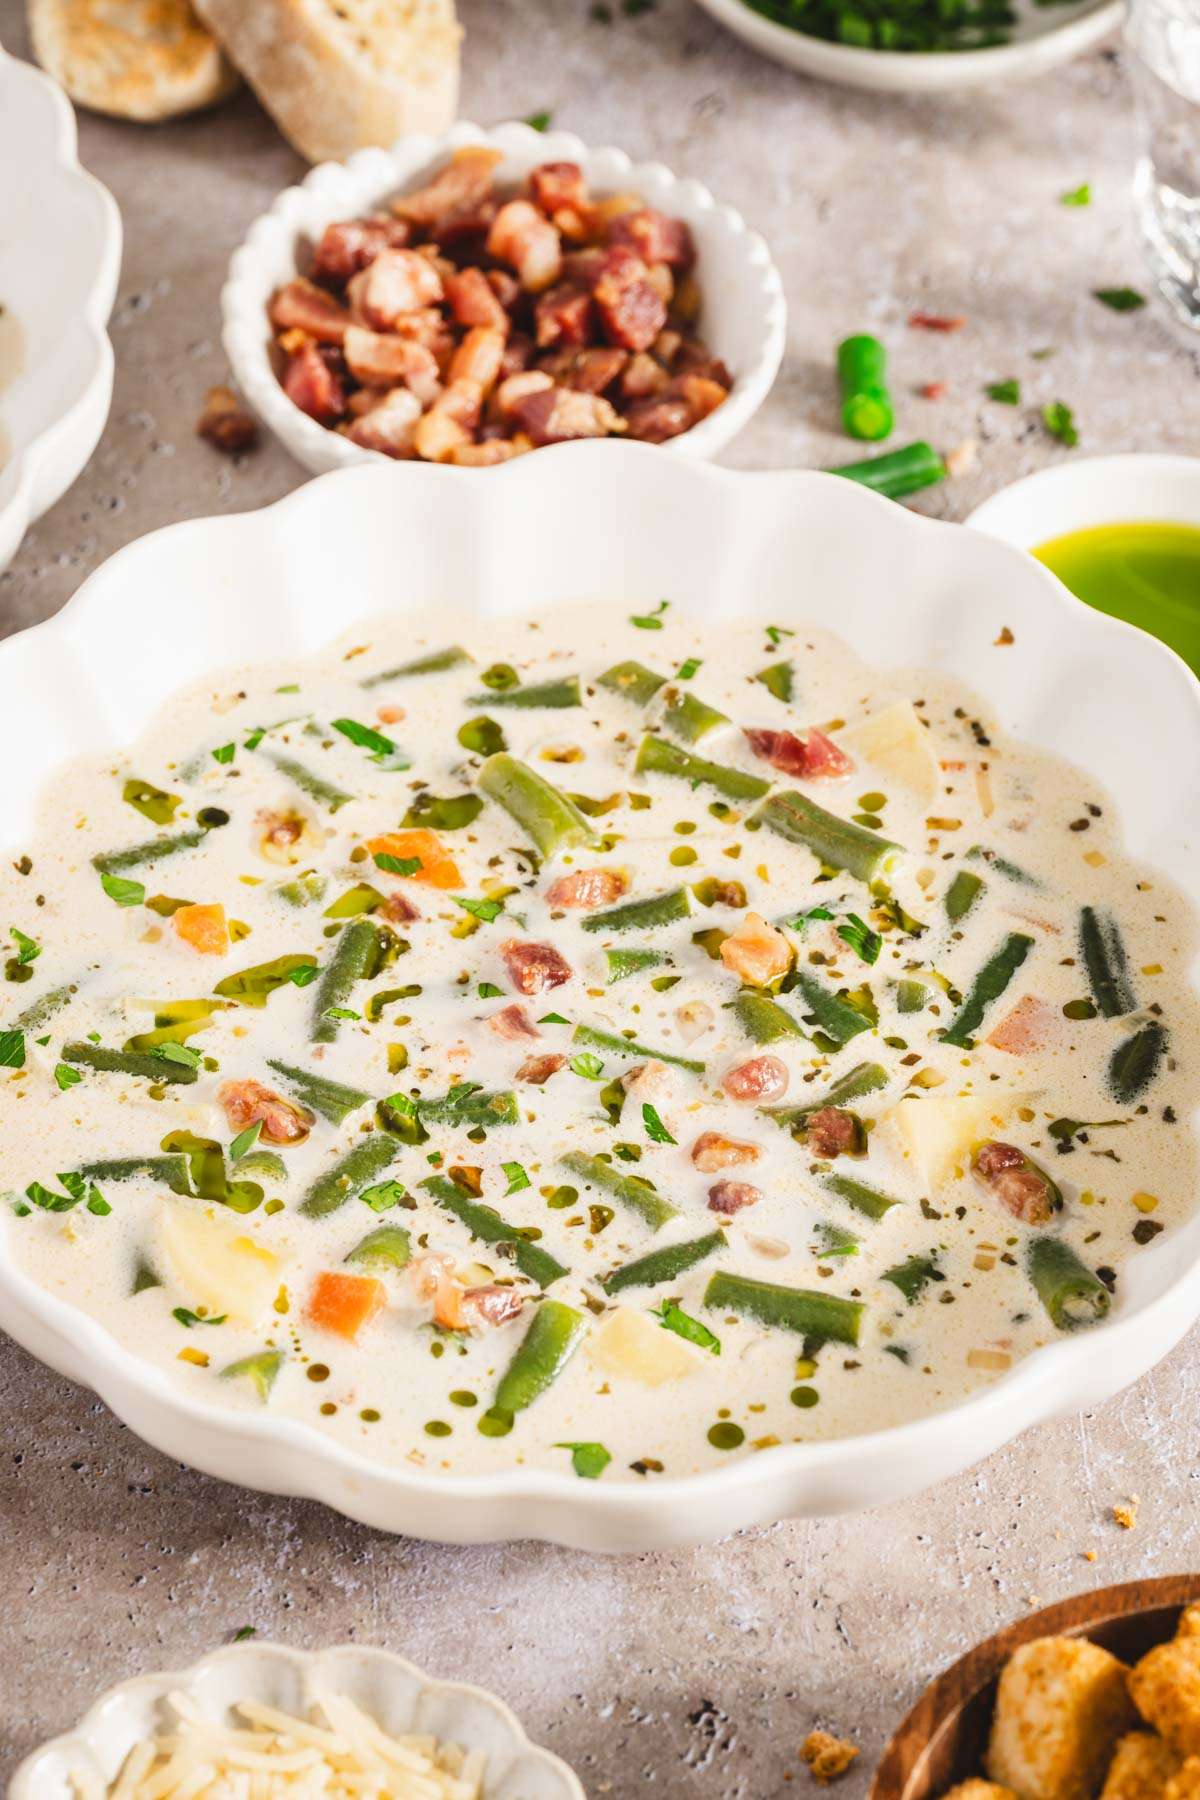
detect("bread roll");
top-left (191, 0), bottom-right (460, 165)
top-left (27, 0), bottom-right (238, 121)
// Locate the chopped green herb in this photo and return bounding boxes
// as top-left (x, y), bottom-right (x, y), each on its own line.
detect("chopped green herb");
top-left (555, 1441), bottom-right (611, 1479)
top-left (453, 895), bottom-right (505, 923)
top-left (212, 743), bottom-right (236, 765)
top-left (538, 1012), bottom-right (569, 1025)
top-left (676, 656), bottom-right (703, 680)
top-left (53, 1062), bottom-right (82, 1091)
top-left (1094, 287), bottom-right (1146, 313)
top-left (0, 1030), bottom-right (26, 1068)
top-left (478, 981), bottom-right (504, 998)
top-left (765, 625), bottom-right (794, 646)
top-left (1042, 400), bottom-right (1079, 448)
top-left (984, 378), bottom-right (1021, 405)
top-left (374, 853), bottom-right (421, 877)
top-left (570, 1052), bottom-right (605, 1080)
top-left (172, 1307), bottom-right (228, 1328)
top-left (503, 1160), bottom-right (531, 1194)
top-left (656, 1298), bottom-right (720, 1354)
top-left (233, 1625), bottom-right (257, 1642)
top-left (360, 1179), bottom-right (409, 1212)
top-left (229, 1120), bottom-right (263, 1161)
top-left (524, 109), bottom-right (553, 131)
top-left (836, 912), bottom-right (882, 965)
top-left (641, 1102), bottom-right (676, 1144)
top-left (630, 599), bottom-right (670, 630)
top-left (332, 717), bottom-right (410, 766)
top-left (1060, 183), bottom-right (1091, 207)
top-left (100, 872), bottom-right (145, 907)
top-left (9, 927), bottom-right (40, 965)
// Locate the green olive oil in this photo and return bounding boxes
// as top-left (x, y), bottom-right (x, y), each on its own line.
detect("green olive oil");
top-left (1034, 522), bottom-right (1200, 673)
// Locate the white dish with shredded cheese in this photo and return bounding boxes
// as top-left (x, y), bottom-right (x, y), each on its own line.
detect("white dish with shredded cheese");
top-left (12, 1642), bottom-right (584, 1800)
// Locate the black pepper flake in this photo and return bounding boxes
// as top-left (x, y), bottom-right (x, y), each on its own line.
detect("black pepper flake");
top-left (920, 1199), bottom-right (942, 1220)
top-left (1097, 1266), bottom-right (1117, 1292)
top-left (1133, 1219), bottom-right (1164, 1245)
top-left (1164, 1106), bottom-right (1178, 1124)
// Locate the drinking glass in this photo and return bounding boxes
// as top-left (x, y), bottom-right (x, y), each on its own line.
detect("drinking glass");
top-left (1126, 0), bottom-right (1200, 332)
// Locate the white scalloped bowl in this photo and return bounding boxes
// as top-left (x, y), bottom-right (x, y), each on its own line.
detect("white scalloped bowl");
top-left (11, 1642), bottom-right (586, 1799)
top-left (2, 446), bottom-right (1199, 1551)
top-left (0, 48), bottom-right (121, 576)
top-left (221, 119), bottom-right (786, 471)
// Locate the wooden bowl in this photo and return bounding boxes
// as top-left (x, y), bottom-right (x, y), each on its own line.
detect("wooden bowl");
top-left (871, 1574), bottom-right (1200, 1800)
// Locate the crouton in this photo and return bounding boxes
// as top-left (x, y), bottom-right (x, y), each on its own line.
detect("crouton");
top-left (1177, 1606), bottom-right (1200, 1642)
top-left (1102, 1733), bottom-right (1181, 1800)
top-left (1165, 1758), bottom-right (1200, 1800)
top-left (1131, 1641), bottom-right (1200, 1755)
top-left (941, 1783), bottom-right (1020, 1800)
top-left (986, 1635), bottom-right (1138, 1800)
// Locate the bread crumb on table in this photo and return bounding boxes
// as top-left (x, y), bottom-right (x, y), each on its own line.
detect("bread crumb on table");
top-left (800, 1729), bottom-right (859, 1783)
top-left (1114, 1497), bottom-right (1140, 1530)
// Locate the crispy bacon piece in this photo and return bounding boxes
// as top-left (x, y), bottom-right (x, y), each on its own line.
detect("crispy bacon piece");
top-left (283, 344), bottom-right (345, 424)
top-left (497, 369), bottom-right (554, 418)
top-left (346, 387), bottom-right (422, 458)
top-left (409, 1253), bottom-right (524, 1332)
top-left (529, 161), bottom-right (589, 216)
top-left (718, 911), bottom-right (793, 987)
top-left (744, 727), bottom-right (854, 780)
top-left (487, 268), bottom-right (522, 312)
top-left (544, 867), bottom-right (628, 909)
top-left (516, 1051), bottom-right (567, 1084)
top-left (391, 146), bottom-right (503, 237)
top-left (311, 215), bottom-right (411, 285)
top-left (348, 249), bottom-right (445, 330)
top-left (255, 808), bottom-right (308, 861)
top-left (535, 282), bottom-right (595, 349)
top-left (487, 199), bottom-right (563, 293)
top-left (500, 938), bottom-right (572, 994)
top-left (623, 397), bottom-right (692, 443)
top-left (805, 1107), bottom-right (860, 1160)
top-left (972, 1141), bottom-right (1060, 1225)
top-left (986, 994), bottom-right (1058, 1055)
top-left (511, 384), bottom-right (623, 446)
top-left (562, 247), bottom-right (608, 288)
top-left (460, 1285), bottom-right (526, 1330)
top-left (621, 352), bottom-right (669, 400)
top-left (708, 1179), bottom-right (762, 1215)
top-left (722, 1055), bottom-right (789, 1103)
top-left (673, 372), bottom-right (727, 422)
top-left (691, 1131), bottom-right (760, 1173)
top-left (269, 278), bottom-right (352, 344)
top-left (343, 326), bottom-right (441, 403)
top-left (196, 385), bottom-right (258, 454)
top-left (593, 245), bottom-right (668, 353)
top-left (609, 207), bottom-right (695, 270)
top-left (445, 266), bottom-right (509, 330)
top-left (909, 311), bottom-right (967, 332)
top-left (381, 890), bottom-right (420, 924)
top-left (218, 1078), bottom-right (314, 1145)
top-left (413, 379), bottom-right (483, 462)
top-left (451, 439), bottom-right (523, 467)
top-left (543, 347), bottom-right (628, 394)
top-left (487, 1003), bottom-right (540, 1040)
top-left (447, 326), bottom-right (506, 393)
top-left (621, 1060), bottom-right (670, 1097)
top-left (498, 332), bottom-right (536, 380)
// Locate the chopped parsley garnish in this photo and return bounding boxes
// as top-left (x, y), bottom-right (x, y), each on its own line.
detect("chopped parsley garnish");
top-left (232, 1625), bottom-right (257, 1642)
top-left (332, 716), bottom-right (410, 767)
top-left (453, 895), bottom-right (505, 923)
top-left (630, 599), bottom-right (670, 630)
top-left (765, 625), bottom-right (795, 646)
top-left (360, 1179), bottom-right (409, 1212)
top-left (172, 1307), bottom-right (228, 1328)
top-left (243, 726), bottom-right (266, 751)
top-left (984, 378), bottom-right (1020, 405)
top-left (570, 1052), bottom-right (605, 1079)
top-left (0, 1030), bottom-right (26, 1069)
top-left (555, 1441), bottom-right (612, 1479)
top-left (641, 1102), bottom-right (676, 1144)
top-left (229, 1121), bottom-right (262, 1160)
top-left (100, 872), bottom-right (145, 907)
top-left (837, 912), bottom-right (882, 965)
top-left (784, 904), bottom-right (833, 931)
top-left (538, 1012), bottom-right (569, 1025)
top-left (503, 1160), bottom-right (531, 1194)
top-left (24, 1171), bottom-right (106, 1214)
top-left (374, 852), bottom-right (421, 876)
top-left (1094, 287), bottom-right (1146, 313)
top-left (153, 1042), bottom-right (202, 1069)
top-left (212, 743), bottom-right (236, 765)
top-left (477, 981), bottom-right (503, 998)
top-left (9, 927), bottom-right (40, 965)
top-left (1042, 400), bottom-right (1079, 448)
top-left (676, 656), bottom-right (703, 680)
top-left (524, 109), bottom-right (553, 131)
top-left (1060, 183), bottom-right (1091, 207)
top-left (53, 1063), bottom-right (83, 1092)
top-left (323, 1006), bottom-right (360, 1022)
top-left (286, 963), bottom-right (320, 987)
top-left (656, 1299), bottom-right (720, 1354)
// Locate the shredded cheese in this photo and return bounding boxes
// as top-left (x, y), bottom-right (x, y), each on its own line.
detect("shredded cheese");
top-left (73, 1689), bottom-right (487, 1799)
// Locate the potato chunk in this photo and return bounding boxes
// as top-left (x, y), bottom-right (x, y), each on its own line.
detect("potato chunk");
top-left (986, 1635), bottom-right (1137, 1800)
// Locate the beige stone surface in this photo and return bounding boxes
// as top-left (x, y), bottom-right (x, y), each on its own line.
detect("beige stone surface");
top-left (1, 0), bottom-right (1199, 1790)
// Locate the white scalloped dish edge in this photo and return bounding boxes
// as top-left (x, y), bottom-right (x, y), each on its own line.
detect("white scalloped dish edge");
top-left (221, 119), bottom-right (786, 472)
top-left (1, 445), bottom-right (1199, 1552)
top-left (0, 48), bottom-right (121, 576)
top-left (11, 1641), bottom-right (586, 1799)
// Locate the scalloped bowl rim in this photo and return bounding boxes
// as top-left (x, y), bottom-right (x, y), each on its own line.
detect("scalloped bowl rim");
top-left (220, 118), bottom-right (787, 471)
top-left (1, 445), bottom-right (1198, 1550)
top-left (0, 48), bottom-right (121, 571)
top-left (11, 1640), bottom-right (587, 1799)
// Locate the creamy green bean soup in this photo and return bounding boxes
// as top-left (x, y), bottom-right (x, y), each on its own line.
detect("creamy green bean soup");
top-left (1, 603), bottom-right (1196, 1482)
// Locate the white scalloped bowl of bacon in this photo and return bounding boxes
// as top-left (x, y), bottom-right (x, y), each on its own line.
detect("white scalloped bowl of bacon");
top-left (221, 119), bottom-right (786, 471)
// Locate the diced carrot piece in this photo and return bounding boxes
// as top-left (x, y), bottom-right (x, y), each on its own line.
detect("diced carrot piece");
top-left (366, 830), bottom-right (462, 890)
top-left (306, 1270), bottom-right (387, 1342)
top-left (173, 902), bottom-right (228, 955)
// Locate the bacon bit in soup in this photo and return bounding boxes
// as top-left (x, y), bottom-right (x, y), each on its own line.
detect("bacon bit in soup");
top-left (500, 938), bottom-right (573, 994)
top-left (708, 1178), bottom-right (762, 1214)
top-left (722, 1054), bottom-right (789, 1102)
top-left (719, 911), bottom-right (793, 986)
top-left (691, 1130), bottom-right (760, 1172)
top-left (744, 727), bottom-right (853, 780)
top-left (908, 311), bottom-right (967, 332)
top-left (545, 867), bottom-right (628, 909)
top-left (218, 1078), bottom-right (314, 1145)
top-left (516, 1051), bottom-right (567, 1084)
top-left (486, 1003), bottom-right (540, 1040)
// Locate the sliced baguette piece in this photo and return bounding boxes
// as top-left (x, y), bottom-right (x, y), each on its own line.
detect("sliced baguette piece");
top-left (27, 0), bottom-right (239, 122)
top-left (192, 0), bottom-right (461, 165)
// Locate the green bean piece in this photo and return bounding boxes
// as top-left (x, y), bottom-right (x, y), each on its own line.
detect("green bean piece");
top-left (560, 1150), bottom-right (680, 1232)
top-left (214, 953), bottom-right (318, 1007)
top-left (61, 1042), bottom-right (200, 1085)
top-left (419, 1087), bottom-right (520, 1129)
top-left (790, 970), bottom-right (872, 1048)
top-left (825, 441), bottom-right (946, 501)
top-left (755, 661), bottom-right (793, 703)
top-left (728, 991), bottom-right (805, 1045)
top-left (823, 1173), bottom-right (902, 1221)
top-left (635, 733), bottom-right (771, 802)
top-left (221, 1350), bottom-right (284, 1401)
top-left (602, 1229), bottom-right (726, 1295)
top-left (966, 844), bottom-right (1039, 888)
top-left (941, 932), bottom-right (1034, 1048)
top-left (572, 1022), bottom-right (705, 1076)
top-left (256, 750), bottom-right (350, 812)
top-left (493, 1299), bottom-right (587, 1415)
top-left (704, 1270), bottom-right (863, 1346)
top-left (160, 1131), bottom-right (264, 1213)
top-left (763, 1060), bottom-right (888, 1130)
top-left (233, 1149), bottom-right (288, 1182)
top-left (14, 982), bottom-right (77, 1030)
top-left (1109, 1022), bottom-right (1167, 1104)
top-left (323, 883), bottom-right (383, 919)
top-left (752, 790), bottom-right (904, 884)
top-left (277, 871), bottom-right (328, 908)
top-left (895, 978), bottom-right (929, 1014)
top-left (122, 776), bottom-right (181, 826)
top-left (361, 645), bottom-right (470, 687)
top-left (882, 1253), bottom-right (943, 1304)
top-left (836, 334), bottom-right (894, 442)
top-left (345, 1224), bottom-right (413, 1271)
top-left (945, 869), bottom-right (984, 924)
top-left (312, 918), bottom-right (384, 1043)
top-left (469, 675), bottom-right (582, 710)
top-left (1026, 1236), bottom-right (1111, 1330)
top-left (78, 1154), bottom-right (190, 1191)
top-left (605, 948), bottom-right (669, 984)
top-left (266, 1058), bottom-right (371, 1126)
top-left (657, 685), bottom-right (729, 744)
top-left (93, 829), bottom-right (208, 876)
top-left (125, 998), bottom-right (226, 1056)
top-left (1080, 906), bottom-right (1138, 1019)
top-left (477, 753), bottom-right (598, 859)
top-left (597, 660), bottom-right (666, 707)
top-left (300, 1134), bottom-right (399, 1218)
top-left (581, 885), bottom-right (694, 935)
top-left (422, 1176), bottom-right (567, 1286)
